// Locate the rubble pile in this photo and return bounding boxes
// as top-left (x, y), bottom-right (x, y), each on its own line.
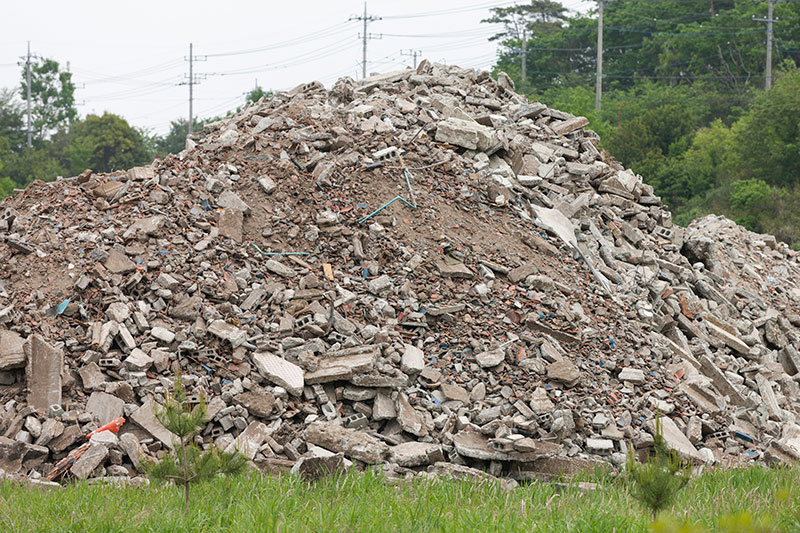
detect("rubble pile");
top-left (2, 61), bottom-right (800, 487)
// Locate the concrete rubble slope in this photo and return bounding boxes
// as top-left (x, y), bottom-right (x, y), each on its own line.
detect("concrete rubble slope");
top-left (1, 60), bottom-right (800, 486)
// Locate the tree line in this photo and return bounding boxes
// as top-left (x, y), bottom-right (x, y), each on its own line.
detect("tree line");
top-left (486, 0), bottom-right (800, 244)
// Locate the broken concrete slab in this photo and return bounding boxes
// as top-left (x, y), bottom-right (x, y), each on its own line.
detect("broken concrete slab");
top-left (130, 398), bottom-right (176, 448)
top-left (208, 319), bottom-right (247, 348)
top-left (304, 421), bottom-right (387, 464)
top-left (25, 335), bottom-right (63, 413)
top-left (225, 421), bottom-right (270, 460)
top-left (551, 116), bottom-right (589, 136)
top-left (396, 393), bottom-right (427, 437)
top-left (0, 329), bottom-right (26, 370)
top-left (70, 443), bottom-right (108, 479)
top-left (646, 416), bottom-right (705, 464)
top-left (453, 431), bottom-right (556, 462)
top-left (104, 249), bottom-right (136, 274)
top-left (252, 352), bottom-right (304, 396)
top-left (390, 441), bottom-right (443, 467)
top-left (547, 360), bottom-right (581, 388)
top-left (86, 391), bottom-right (125, 426)
top-left (233, 390), bottom-right (275, 418)
top-left (401, 344), bottom-right (424, 375)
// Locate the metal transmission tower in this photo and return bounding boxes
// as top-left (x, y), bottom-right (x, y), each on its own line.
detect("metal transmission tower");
top-left (350, 2), bottom-right (382, 79)
top-left (753, 0), bottom-right (785, 90)
top-left (401, 49), bottom-right (423, 69)
top-left (180, 43), bottom-right (207, 136)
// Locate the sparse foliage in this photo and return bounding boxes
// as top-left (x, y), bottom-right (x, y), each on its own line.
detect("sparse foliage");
top-left (145, 377), bottom-right (247, 512)
top-left (626, 415), bottom-right (691, 522)
top-left (20, 58), bottom-right (76, 141)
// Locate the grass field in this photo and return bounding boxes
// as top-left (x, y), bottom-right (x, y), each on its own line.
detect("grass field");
top-left (1, 466), bottom-right (798, 532)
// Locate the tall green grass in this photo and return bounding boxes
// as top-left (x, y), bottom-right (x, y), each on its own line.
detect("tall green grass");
top-left (0, 466), bottom-right (798, 532)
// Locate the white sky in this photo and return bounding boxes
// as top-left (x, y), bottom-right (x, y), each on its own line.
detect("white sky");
top-left (0, 0), bottom-right (592, 136)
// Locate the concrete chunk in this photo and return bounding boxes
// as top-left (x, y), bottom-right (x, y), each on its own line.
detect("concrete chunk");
top-left (646, 416), bottom-right (705, 464)
top-left (130, 398), bottom-right (177, 448)
top-left (401, 344), bottom-right (424, 374)
top-left (70, 443), bottom-right (108, 479)
top-left (225, 421), bottom-right (270, 460)
top-left (618, 367), bottom-right (645, 384)
top-left (208, 319), bottom-right (247, 348)
top-left (435, 117), bottom-right (495, 151)
top-left (25, 335), bottom-right (63, 413)
top-left (252, 352), bottom-right (304, 396)
top-left (0, 329), bottom-right (26, 370)
top-left (104, 249), bottom-right (136, 274)
top-left (390, 441), bottom-right (443, 467)
top-left (551, 116), bottom-right (589, 136)
top-left (304, 421), bottom-right (388, 464)
top-left (86, 391), bottom-right (125, 426)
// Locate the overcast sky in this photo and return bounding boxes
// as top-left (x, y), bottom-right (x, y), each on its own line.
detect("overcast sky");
top-left (0, 0), bottom-right (592, 136)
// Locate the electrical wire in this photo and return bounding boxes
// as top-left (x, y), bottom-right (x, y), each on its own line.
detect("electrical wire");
top-left (204, 22), bottom-right (353, 58)
top-left (382, 1), bottom-right (518, 20)
top-left (204, 36), bottom-right (356, 76)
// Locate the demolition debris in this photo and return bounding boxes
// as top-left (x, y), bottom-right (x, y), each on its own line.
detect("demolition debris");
top-left (2, 62), bottom-right (800, 488)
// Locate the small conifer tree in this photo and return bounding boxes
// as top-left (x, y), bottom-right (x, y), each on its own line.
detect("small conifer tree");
top-left (145, 377), bottom-right (247, 512)
top-left (626, 415), bottom-right (692, 522)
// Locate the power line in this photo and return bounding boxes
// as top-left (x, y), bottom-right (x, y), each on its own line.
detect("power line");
top-left (203, 22), bottom-right (354, 58)
top-left (203, 38), bottom-right (358, 77)
top-left (382, 1), bottom-right (517, 19)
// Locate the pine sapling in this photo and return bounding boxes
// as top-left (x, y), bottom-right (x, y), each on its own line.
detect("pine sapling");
top-left (625, 414), bottom-right (691, 522)
top-left (144, 377), bottom-right (247, 512)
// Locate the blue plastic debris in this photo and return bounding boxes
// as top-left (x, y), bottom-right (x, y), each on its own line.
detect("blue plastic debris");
top-left (734, 431), bottom-right (757, 445)
top-left (55, 298), bottom-right (71, 316)
top-left (201, 199), bottom-right (211, 211)
top-left (608, 337), bottom-right (617, 350)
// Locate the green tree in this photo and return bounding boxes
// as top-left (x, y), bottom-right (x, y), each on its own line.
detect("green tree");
top-left (732, 63), bottom-right (800, 188)
top-left (626, 415), bottom-right (691, 522)
top-left (483, 0), bottom-right (570, 41)
top-left (246, 86), bottom-right (273, 104)
top-left (66, 112), bottom-right (150, 174)
top-left (145, 378), bottom-right (247, 512)
top-left (20, 58), bottom-right (77, 141)
top-left (0, 89), bottom-right (25, 152)
top-left (155, 118), bottom-right (203, 156)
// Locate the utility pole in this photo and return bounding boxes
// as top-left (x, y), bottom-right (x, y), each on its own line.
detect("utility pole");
top-left (754, 0), bottom-right (780, 90)
top-left (25, 41), bottom-right (32, 147)
top-left (596, 0), bottom-right (604, 111)
top-left (401, 49), bottom-right (422, 69)
top-left (188, 43), bottom-right (194, 135)
top-left (350, 2), bottom-right (381, 79)
top-left (181, 43), bottom-right (207, 137)
top-left (521, 28), bottom-right (527, 92)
